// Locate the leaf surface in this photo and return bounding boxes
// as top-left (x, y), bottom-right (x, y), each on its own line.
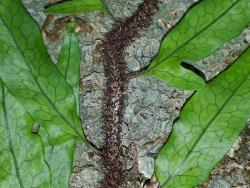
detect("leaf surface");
top-left (57, 22), bottom-right (81, 113)
top-left (41, 22), bottom-right (81, 187)
top-left (144, 0), bottom-right (250, 90)
top-left (0, 80), bottom-right (51, 188)
top-left (39, 127), bottom-right (75, 188)
top-left (155, 48), bottom-right (250, 187)
top-left (0, 0), bottom-right (85, 144)
top-left (44, 0), bottom-right (106, 14)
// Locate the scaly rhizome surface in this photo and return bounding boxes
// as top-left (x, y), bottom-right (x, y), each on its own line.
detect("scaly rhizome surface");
top-left (22, 0), bottom-right (250, 187)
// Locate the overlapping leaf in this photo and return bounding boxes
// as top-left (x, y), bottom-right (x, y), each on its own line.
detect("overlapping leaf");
top-left (0, 6), bottom-right (83, 188)
top-left (57, 21), bottom-right (81, 113)
top-left (155, 48), bottom-right (250, 187)
top-left (144, 0), bottom-right (250, 90)
top-left (0, 0), bottom-right (85, 144)
top-left (0, 80), bottom-right (51, 188)
top-left (40, 22), bottom-right (81, 187)
top-left (44, 0), bottom-right (106, 14)
top-left (0, 80), bottom-right (74, 187)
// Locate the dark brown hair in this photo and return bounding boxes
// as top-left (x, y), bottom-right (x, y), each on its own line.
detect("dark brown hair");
top-left (100, 0), bottom-right (159, 187)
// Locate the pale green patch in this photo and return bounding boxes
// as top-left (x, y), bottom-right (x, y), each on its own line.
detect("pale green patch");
top-left (0, 80), bottom-right (51, 188)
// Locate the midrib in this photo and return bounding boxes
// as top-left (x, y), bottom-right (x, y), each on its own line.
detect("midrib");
top-left (0, 16), bottom-right (82, 140)
top-left (149, 0), bottom-right (241, 71)
top-left (1, 84), bottom-right (24, 188)
top-left (162, 57), bottom-right (249, 186)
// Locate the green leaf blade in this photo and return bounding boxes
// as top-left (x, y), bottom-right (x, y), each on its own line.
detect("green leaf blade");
top-left (57, 22), bottom-right (81, 113)
top-left (38, 23), bottom-right (82, 187)
top-left (145, 0), bottom-right (250, 90)
top-left (47, 140), bottom-right (75, 187)
top-left (155, 48), bottom-right (250, 188)
top-left (0, 81), bottom-right (51, 188)
top-left (39, 127), bottom-right (75, 188)
top-left (0, 0), bottom-right (85, 144)
top-left (44, 0), bottom-right (106, 14)
top-left (144, 58), bottom-right (206, 90)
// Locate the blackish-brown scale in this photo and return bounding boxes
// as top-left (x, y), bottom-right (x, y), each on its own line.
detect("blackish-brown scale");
top-left (100, 0), bottom-right (159, 187)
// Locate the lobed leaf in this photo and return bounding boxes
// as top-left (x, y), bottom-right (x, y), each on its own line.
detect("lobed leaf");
top-left (0, 0), bottom-right (85, 144)
top-left (0, 80), bottom-right (51, 188)
top-left (44, 0), bottom-right (106, 14)
top-left (155, 48), bottom-right (250, 187)
top-left (57, 21), bottom-right (81, 113)
top-left (144, 0), bottom-right (250, 90)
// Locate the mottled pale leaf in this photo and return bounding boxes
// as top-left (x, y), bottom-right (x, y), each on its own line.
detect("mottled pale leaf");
top-left (46, 140), bottom-right (75, 187)
top-left (44, 0), bottom-right (106, 14)
top-left (57, 22), bottom-right (81, 113)
top-left (144, 0), bottom-right (250, 90)
top-left (155, 48), bottom-right (250, 187)
top-left (0, 80), bottom-right (51, 188)
top-left (0, 0), bottom-right (85, 144)
top-left (39, 127), bottom-right (75, 188)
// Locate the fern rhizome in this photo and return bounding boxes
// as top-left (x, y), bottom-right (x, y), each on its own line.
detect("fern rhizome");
top-left (100, 0), bottom-right (159, 187)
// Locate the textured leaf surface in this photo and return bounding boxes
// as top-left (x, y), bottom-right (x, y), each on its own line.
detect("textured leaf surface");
top-left (44, 0), bottom-right (106, 14)
top-left (45, 140), bottom-right (75, 187)
top-left (39, 127), bottom-right (75, 188)
top-left (41, 22), bottom-right (80, 187)
top-left (57, 22), bottom-right (81, 113)
top-left (144, 0), bottom-right (250, 90)
top-left (155, 48), bottom-right (250, 188)
top-left (0, 80), bottom-right (51, 188)
top-left (0, 0), bottom-right (85, 144)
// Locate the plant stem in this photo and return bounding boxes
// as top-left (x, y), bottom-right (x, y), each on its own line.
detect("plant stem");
top-left (99, 0), bottom-right (159, 187)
